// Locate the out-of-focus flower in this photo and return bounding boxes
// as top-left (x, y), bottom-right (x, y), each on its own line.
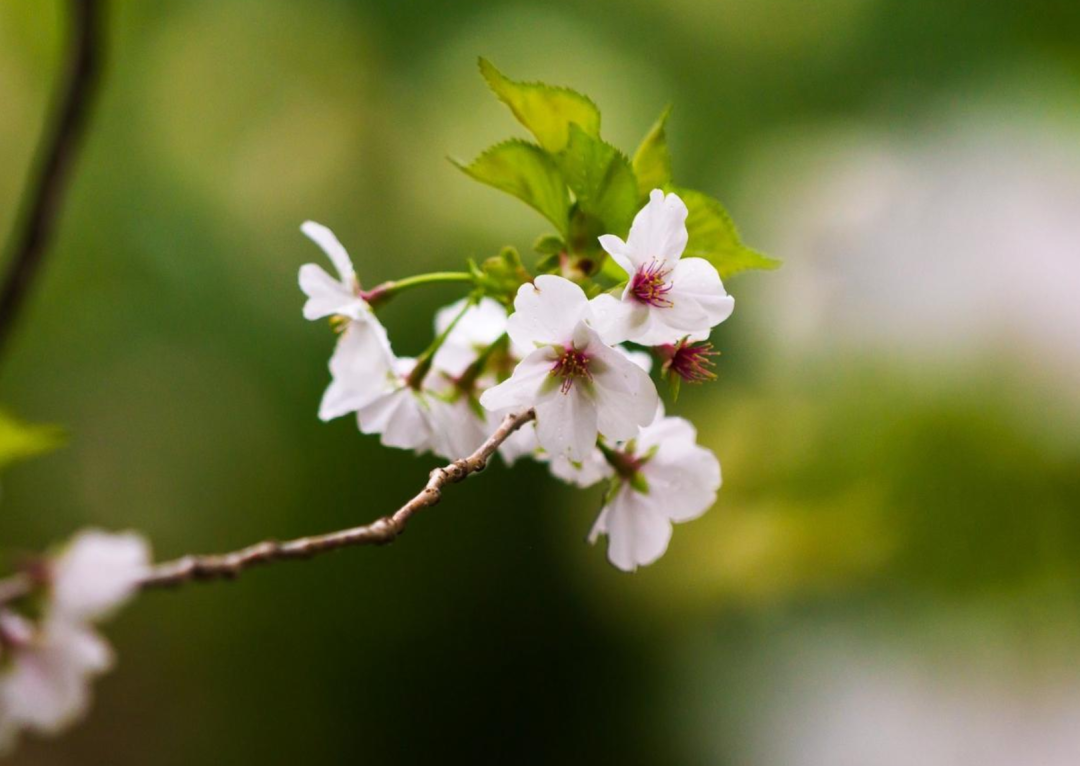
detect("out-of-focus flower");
top-left (355, 357), bottom-right (446, 454)
top-left (0, 530), bottom-right (150, 752)
top-left (50, 530), bottom-right (150, 622)
top-left (591, 190), bottom-right (734, 346)
top-left (318, 319), bottom-right (395, 422)
top-left (432, 297), bottom-right (510, 378)
top-left (479, 276), bottom-right (658, 462)
top-left (589, 410), bottom-right (720, 571)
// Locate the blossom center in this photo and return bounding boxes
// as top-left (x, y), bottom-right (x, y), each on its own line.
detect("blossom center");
top-left (550, 347), bottom-right (592, 394)
top-left (630, 260), bottom-right (673, 307)
top-left (662, 339), bottom-right (719, 383)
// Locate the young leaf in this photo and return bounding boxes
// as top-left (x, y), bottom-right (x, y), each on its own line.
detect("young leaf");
top-left (632, 105), bottom-right (673, 197)
top-left (478, 58), bottom-right (601, 154)
top-left (473, 246), bottom-right (532, 305)
top-left (533, 234), bottom-right (565, 256)
top-left (452, 140), bottom-right (571, 234)
top-left (677, 187), bottom-right (781, 278)
top-left (556, 125), bottom-right (639, 239)
top-left (0, 410), bottom-right (64, 472)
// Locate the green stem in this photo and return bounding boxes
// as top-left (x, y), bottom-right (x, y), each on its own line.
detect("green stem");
top-left (363, 271), bottom-right (473, 306)
top-left (457, 332), bottom-right (509, 393)
top-left (405, 294), bottom-right (476, 390)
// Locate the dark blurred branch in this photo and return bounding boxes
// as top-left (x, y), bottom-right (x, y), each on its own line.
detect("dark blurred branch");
top-left (140, 409), bottom-right (536, 589)
top-left (0, 0), bottom-right (104, 366)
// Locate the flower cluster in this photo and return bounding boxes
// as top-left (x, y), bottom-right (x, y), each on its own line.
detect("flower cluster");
top-left (0, 530), bottom-right (150, 750)
top-left (302, 189), bottom-right (730, 571)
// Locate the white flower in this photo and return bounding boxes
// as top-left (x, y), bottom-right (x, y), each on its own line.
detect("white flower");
top-left (318, 318), bottom-right (395, 422)
top-left (543, 346), bottom-right (651, 487)
top-left (432, 297), bottom-right (511, 378)
top-left (0, 614), bottom-right (112, 751)
top-left (591, 190), bottom-right (734, 346)
top-left (299, 221), bottom-right (375, 321)
top-left (50, 530), bottom-right (150, 622)
top-left (588, 409), bottom-right (721, 571)
top-left (355, 357), bottom-right (446, 454)
top-left (0, 529), bottom-right (150, 751)
top-left (479, 275), bottom-right (658, 463)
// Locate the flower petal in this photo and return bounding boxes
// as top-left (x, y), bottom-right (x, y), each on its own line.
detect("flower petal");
top-left (596, 487), bottom-right (673, 572)
top-left (301, 220), bottom-right (355, 283)
top-left (589, 293), bottom-right (651, 346)
top-left (535, 385), bottom-right (598, 462)
top-left (299, 264), bottom-right (358, 320)
top-left (669, 257), bottom-right (734, 327)
top-left (478, 347), bottom-right (555, 412)
top-left (506, 275), bottom-right (589, 349)
top-left (598, 234), bottom-right (635, 277)
top-left (625, 189), bottom-right (688, 267)
top-left (586, 335), bottom-right (659, 443)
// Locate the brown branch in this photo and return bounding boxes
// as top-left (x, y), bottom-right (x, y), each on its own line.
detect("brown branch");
top-left (0, 0), bottom-right (103, 365)
top-left (139, 408), bottom-right (536, 589)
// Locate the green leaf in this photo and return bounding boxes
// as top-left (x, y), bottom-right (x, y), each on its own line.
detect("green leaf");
top-left (632, 105), bottom-right (673, 197)
top-left (478, 58), bottom-right (601, 154)
top-left (0, 410), bottom-right (64, 472)
top-left (677, 187), bottom-right (781, 278)
top-left (556, 125), bottom-right (639, 238)
top-left (452, 140), bottom-right (571, 234)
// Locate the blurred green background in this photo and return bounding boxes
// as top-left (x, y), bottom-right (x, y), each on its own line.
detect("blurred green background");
top-left (3, 0), bottom-right (1080, 763)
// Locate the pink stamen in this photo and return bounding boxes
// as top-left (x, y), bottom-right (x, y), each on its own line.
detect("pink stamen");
top-left (550, 347), bottom-right (592, 394)
top-left (661, 338), bottom-right (719, 383)
top-left (630, 260), bottom-right (674, 308)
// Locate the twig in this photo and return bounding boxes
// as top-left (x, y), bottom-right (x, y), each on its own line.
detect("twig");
top-left (0, 0), bottom-right (103, 364)
top-left (140, 409), bottom-right (536, 589)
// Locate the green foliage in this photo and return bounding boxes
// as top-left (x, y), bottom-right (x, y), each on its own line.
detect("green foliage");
top-left (452, 140), bottom-right (570, 235)
top-left (459, 60), bottom-right (776, 283)
top-left (677, 187), bottom-right (781, 278)
top-left (0, 410), bottom-right (64, 472)
top-left (631, 105), bottom-right (673, 197)
top-left (478, 58), bottom-right (601, 154)
top-left (556, 125), bottom-right (639, 239)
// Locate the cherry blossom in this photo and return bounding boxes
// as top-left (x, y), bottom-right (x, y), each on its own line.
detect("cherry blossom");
top-left (588, 409), bottom-right (721, 571)
top-left (591, 190), bottom-right (735, 346)
top-left (298, 221), bottom-right (370, 321)
top-left (479, 276), bottom-right (658, 462)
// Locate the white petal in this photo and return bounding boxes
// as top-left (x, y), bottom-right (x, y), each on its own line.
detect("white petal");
top-left (595, 487), bottom-right (673, 572)
top-left (548, 447), bottom-right (613, 488)
top-left (301, 221), bottom-right (355, 283)
top-left (429, 398), bottom-right (489, 460)
top-left (586, 335), bottom-right (659, 443)
top-left (669, 257), bottom-right (734, 327)
top-left (50, 530), bottom-right (150, 622)
top-left (588, 293), bottom-right (652, 346)
top-left (646, 446), bottom-right (721, 523)
top-left (433, 298), bottom-right (508, 377)
top-left (625, 189), bottom-right (689, 267)
top-left (357, 389), bottom-right (433, 452)
top-left (505, 275), bottom-right (589, 349)
top-left (299, 264), bottom-right (360, 320)
top-left (597, 234), bottom-right (634, 277)
top-left (319, 320), bottom-right (396, 420)
top-left (616, 346), bottom-right (653, 374)
top-left (478, 348), bottom-right (555, 412)
top-left (535, 385), bottom-right (599, 463)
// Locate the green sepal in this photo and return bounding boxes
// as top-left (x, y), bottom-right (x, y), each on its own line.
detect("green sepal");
top-left (629, 471), bottom-right (650, 495)
top-left (632, 105), bottom-right (673, 197)
top-left (533, 233), bottom-right (565, 256)
top-left (478, 58), bottom-right (601, 154)
top-left (452, 140), bottom-right (571, 235)
top-left (470, 246), bottom-right (532, 306)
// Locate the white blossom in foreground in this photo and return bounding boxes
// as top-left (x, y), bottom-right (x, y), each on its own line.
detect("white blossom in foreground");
top-left (591, 189), bottom-right (734, 346)
top-left (298, 221), bottom-right (372, 321)
top-left (0, 530), bottom-right (150, 751)
top-left (544, 345), bottom-right (652, 487)
top-left (479, 276), bottom-right (658, 462)
top-left (589, 410), bottom-right (720, 571)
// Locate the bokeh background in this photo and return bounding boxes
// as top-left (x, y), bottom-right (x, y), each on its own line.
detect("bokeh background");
top-left (2, 0), bottom-right (1080, 763)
